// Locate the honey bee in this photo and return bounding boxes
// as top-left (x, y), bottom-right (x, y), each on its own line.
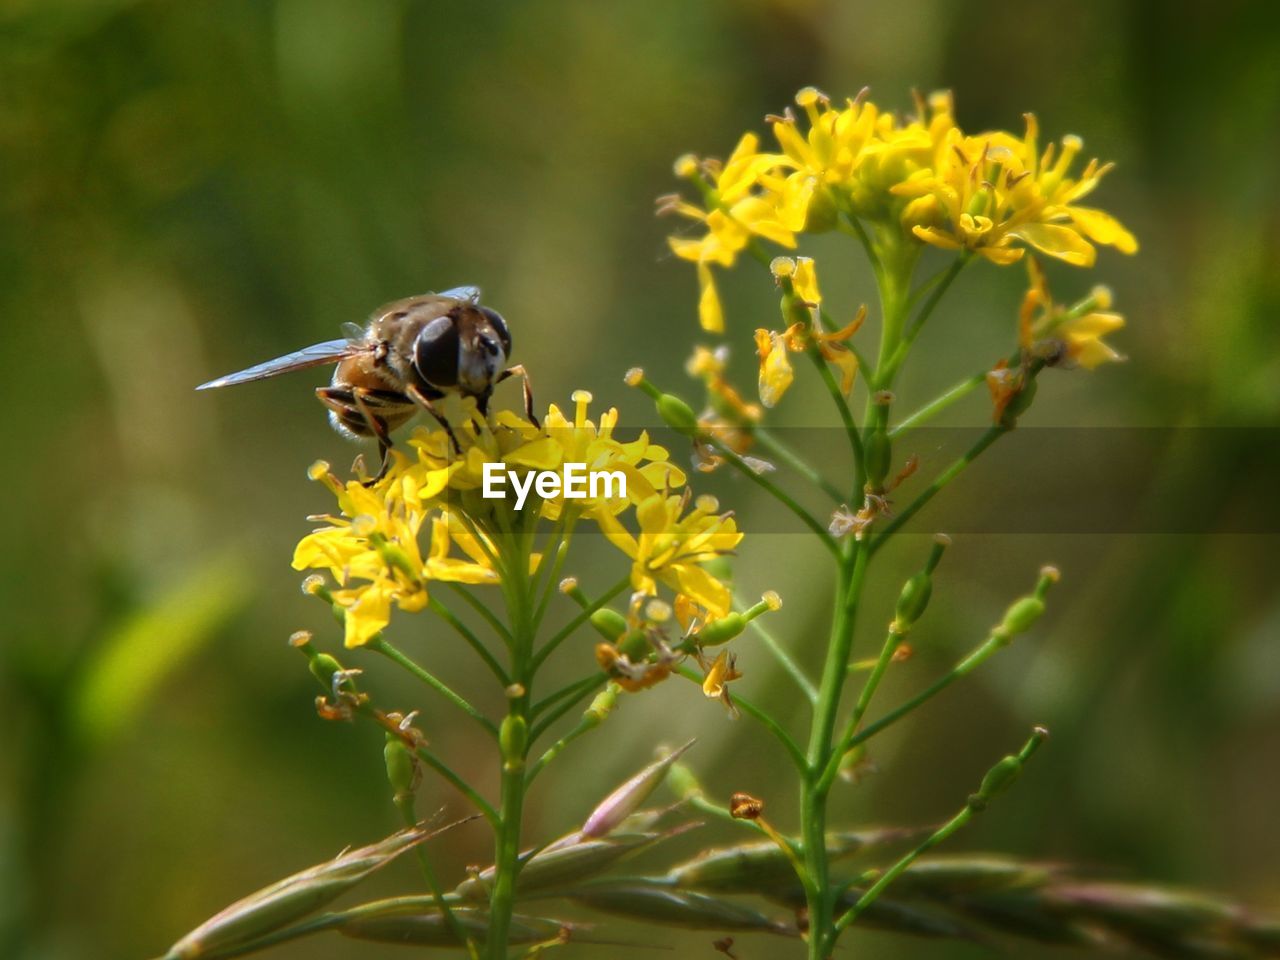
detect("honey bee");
top-left (197, 286), bottom-right (534, 477)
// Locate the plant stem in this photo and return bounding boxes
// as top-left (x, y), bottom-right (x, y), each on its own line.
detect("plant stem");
top-left (818, 624), bottom-right (902, 792)
top-left (754, 426), bottom-right (845, 504)
top-left (889, 372), bottom-right (985, 439)
top-left (706, 435), bottom-right (842, 559)
top-left (735, 591), bottom-right (818, 705)
top-left (532, 576), bottom-right (631, 670)
top-left (370, 639), bottom-right (497, 737)
top-left (441, 582), bottom-right (515, 649)
top-left (849, 622), bottom-right (1018, 749)
top-left (833, 727), bottom-right (1047, 932)
top-left (869, 423), bottom-right (1008, 552)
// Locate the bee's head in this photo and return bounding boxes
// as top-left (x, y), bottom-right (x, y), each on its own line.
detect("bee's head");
top-left (412, 305), bottom-right (511, 396)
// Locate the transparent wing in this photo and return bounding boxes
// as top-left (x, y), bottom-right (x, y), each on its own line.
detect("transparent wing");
top-left (196, 338), bottom-right (358, 390)
top-left (436, 285), bottom-right (480, 303)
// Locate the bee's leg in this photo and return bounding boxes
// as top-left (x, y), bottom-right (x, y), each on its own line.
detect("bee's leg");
top-left (405, 384), bottom-right (462, 455)
top-left (350, 388), bottom-right (397, 484)
top-left (495, 364), bottom-right (538, 428)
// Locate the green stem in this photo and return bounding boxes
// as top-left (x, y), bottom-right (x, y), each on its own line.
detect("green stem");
top-left (833, 727), bottom-right (1047, 932)
top-left (734, 591), bottom-right (818, 705)
top-left (532, 576), bottom-right (631, 671)
top-left (428, 595), bottom-right (508, 683)
top-left (881, 255), bottom-right (968, 385)
top-left (849, 626), bottom-right (1014, 749)
top-left (391, 793), bottom-right (470, 954)
top-left (370, 639), bottom-right (497, 738)
top-left (486, 530), bottom-right (537, 960)
top-left (707, 435), bottom-right (842, 559)
top-left (889, 372), bottom-right (985, 439)
top-left (441, 583), bottom-right (515, 650)
top-left (803, 342), bottom-right (863, 496)
top-left (869, 423), bottom-right (1009, 553)
top-left (674, 665), bottom-right (807, 770)
top-left (818, 624), bottom-right (902, 792)
top-left (754, 426), bottom-right (845, 504)
top-left (409, 739), bottom-right (498, 826)
top-left (529, 675), bottom-right (606, 742)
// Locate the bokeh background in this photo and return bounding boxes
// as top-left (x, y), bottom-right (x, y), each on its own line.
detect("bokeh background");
top-left (3, 1), bottom-right (1279, 958)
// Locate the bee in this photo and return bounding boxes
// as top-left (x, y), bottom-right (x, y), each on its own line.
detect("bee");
top-left (197, 286), bottom-right (534, 478)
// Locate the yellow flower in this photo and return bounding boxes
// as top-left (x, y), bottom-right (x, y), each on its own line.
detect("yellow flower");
top-left (295, 391), bottom-right (739, 652)
top-left (597, 492), bottom-right (741, 619)
top-left (701, 649), bottom-right (742, 699)
top-left (664, 134), bottom-right (795, 331)
top-left (754, 325), bottom-right (800, 408)
top-left (898, 114), bottom-right (1137, 266)
top-left (754, 257), bottom-right (863, 406)
top-left (1019, 257), bottom-right (1125, 368)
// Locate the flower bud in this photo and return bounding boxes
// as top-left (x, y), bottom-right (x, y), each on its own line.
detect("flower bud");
top-left (582, 740), bottom-right (694, 838)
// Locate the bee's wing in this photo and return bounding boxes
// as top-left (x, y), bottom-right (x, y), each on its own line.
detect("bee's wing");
top-left (196, 339), bottom-right (359, 390)
top-left (436, 285), bottom-right (480, 303)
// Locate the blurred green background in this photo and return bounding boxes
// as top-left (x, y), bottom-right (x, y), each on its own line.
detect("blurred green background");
top-left (3, 1), bottom-right (1279, 958)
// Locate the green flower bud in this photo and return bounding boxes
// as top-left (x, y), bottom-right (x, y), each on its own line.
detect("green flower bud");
top-left (589, 608), bottom-right (628, 642)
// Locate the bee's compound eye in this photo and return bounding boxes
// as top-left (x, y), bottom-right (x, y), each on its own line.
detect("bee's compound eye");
top-left (413, 315), bottom-right (460, 388)
top-left (480, 307), bottom-right (511, 357)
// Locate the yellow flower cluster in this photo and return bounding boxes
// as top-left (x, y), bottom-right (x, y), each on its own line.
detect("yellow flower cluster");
top-left (294, 394), bottom-right (742, 649)
top-left (664, 87), bottom-right (1137, 331)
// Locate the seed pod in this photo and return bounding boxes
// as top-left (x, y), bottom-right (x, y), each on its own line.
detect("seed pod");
top-left (864, 429), bottom-right (891, 490)
top-left (499, 715), bottom-right (528, 772)
top-left (308, 652), bottom-right (344, 689)
top-left (657, 393), bottom-right (700, 435)
top-left (383, 734), bottom-right (416, 802)
top-left (589, 608), bottom-right (628, 642)
top-left (998, 597), bottom-right (1046, 639)
top-left (567, 883), bottom-right (793, 934)
top-left (696, 612), bottom-right (747, 647)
